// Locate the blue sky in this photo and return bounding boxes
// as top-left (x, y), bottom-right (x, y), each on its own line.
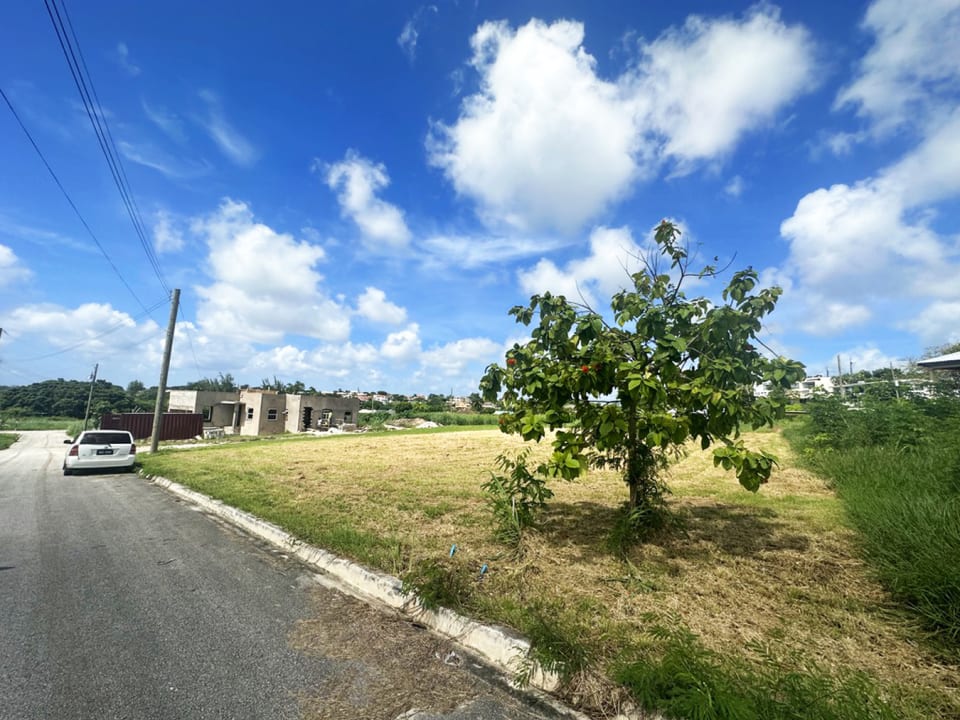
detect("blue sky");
top-left (1, 0), bottom-right (958, 394)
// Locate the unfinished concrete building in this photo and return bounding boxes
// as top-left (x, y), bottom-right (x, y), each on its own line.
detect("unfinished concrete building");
top-left (167, 389), bottom-right (359, 437)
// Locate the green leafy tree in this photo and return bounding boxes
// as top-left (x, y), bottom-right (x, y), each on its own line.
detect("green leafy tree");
top-left (185, 372), bottom-right (237, 392)
top-left (480, 220), bottom-right (805, 521)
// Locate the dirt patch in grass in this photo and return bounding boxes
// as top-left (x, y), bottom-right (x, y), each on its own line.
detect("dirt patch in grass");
top-left (292, 591), bottom-right (479, 719)
top-left (142, 428), bottom-right (960, 717)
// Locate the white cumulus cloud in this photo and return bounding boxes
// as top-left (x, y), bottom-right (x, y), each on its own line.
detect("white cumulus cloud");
top-left (629, 6), bottom-right (816, 167)
top-left (835, 0), bottom-right (960, 135)
top-left (429, 9), bottom-right (815, 233)
top-left (191, 199), bottom-right (349, 344)
top-left (380, 323), bottom-right (422, 361)
top-left (418, 337), bottom-right (501, 377)
top-left (781, 110), bottom-right (960, 301)
top-left (356, 287), bottom-right (407, 325)
top-left (0, 302), bottom-right (160, 358)
top-left (904, 302), bottom-right (960, 345)
top-left (518, 225), bottom-right (647, 306)
top-left (324, 150), bottom-right (412, 249)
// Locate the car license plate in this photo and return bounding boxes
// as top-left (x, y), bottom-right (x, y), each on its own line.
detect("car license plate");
top-left (96, 448), bottom-right (114, 455)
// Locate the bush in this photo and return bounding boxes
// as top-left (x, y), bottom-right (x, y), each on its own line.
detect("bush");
top-left (482, 448), bottom-right (554, 546)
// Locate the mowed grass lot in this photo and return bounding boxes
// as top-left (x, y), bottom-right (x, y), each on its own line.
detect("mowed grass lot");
top-left (0, 433), bottom-right (18, 450)
top-left (141, 427), bottom-right (960, 718)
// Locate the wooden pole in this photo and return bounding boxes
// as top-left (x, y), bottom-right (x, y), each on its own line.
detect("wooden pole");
top-left (151, 289), bottom-right (180, 453)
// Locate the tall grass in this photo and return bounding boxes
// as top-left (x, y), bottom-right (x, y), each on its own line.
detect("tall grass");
top-left (785, 396), bottom-right (960, 655)
top-left (0, 415), bottom-right (75, 431)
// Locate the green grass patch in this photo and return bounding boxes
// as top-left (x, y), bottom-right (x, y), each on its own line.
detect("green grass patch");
top-left (0, 433), bottom-right (19, 450)
top-left (140, 427), bottom-right (959, 718)
top-left (615, 617), bottom-right (904, 720)
top-left (419, 412), bottom-right (500, 426)
top-left (0, 415), bottom-right (75, 431)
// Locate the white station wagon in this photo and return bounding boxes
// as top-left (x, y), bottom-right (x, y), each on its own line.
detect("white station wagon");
top-left (63, 430), bottom-right (137, 475)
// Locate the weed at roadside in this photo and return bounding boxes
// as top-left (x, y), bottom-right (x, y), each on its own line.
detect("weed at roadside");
top-left (401, 555), bottom-right (475, 612)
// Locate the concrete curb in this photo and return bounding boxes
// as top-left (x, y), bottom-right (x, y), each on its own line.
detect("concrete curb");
top-left (142, 472), bottom-right (596, 720)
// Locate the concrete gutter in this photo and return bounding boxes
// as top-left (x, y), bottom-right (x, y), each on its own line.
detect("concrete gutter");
top-left (142, 472), bottom-right (602, 720)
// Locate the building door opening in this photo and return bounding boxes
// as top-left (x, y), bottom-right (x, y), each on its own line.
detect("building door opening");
top-left (302, 406), bottom-right (313, 431)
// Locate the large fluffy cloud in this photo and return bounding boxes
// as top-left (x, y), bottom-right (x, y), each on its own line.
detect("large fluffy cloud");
top-left (191, 199), bottom-right (350, 344)
top-left (630, 6), bottom-right (816, 166)
top-left (835, 0), bottom-right (960, 134)
top-left (429, 9), bottom-right (815, 233)
top-left (323, 151), bottom-right (412, 248)
top-left (0, 302), bottom-right (160, 358)
top-left (781, 110), bottom-right (960, 301)
top-left (428, 19), bottom-right (641, 234)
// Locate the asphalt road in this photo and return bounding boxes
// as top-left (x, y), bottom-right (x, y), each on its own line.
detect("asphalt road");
top-left (0, 431), bottom-right (570, 720)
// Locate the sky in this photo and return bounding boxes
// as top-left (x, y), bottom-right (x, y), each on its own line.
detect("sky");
top-left (1, 0), bottom-right (958, 395)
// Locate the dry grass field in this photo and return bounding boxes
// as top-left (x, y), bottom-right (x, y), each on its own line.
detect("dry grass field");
top-left (141, 426), bottom-right (960, 718)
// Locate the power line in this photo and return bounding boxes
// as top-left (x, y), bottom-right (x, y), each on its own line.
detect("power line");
top-left (0, 86), bottom-right (152, 315)
top-left (177, 302), bottom-right (204, 378)
top-left (43, 0), bottom-right (169, 295)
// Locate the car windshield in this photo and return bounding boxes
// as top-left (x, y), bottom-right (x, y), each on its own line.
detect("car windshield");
top-left (79, 432), bottom-right (132, 445)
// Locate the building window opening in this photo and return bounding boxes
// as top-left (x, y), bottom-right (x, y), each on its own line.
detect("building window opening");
top-left (247, 407), bottom-right (254, 420)
top-left (267, 408), bottom-right (278, 421)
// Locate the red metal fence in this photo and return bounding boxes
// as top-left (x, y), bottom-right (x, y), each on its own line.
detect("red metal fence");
top-left (100, 412), bottom-right (203, 441)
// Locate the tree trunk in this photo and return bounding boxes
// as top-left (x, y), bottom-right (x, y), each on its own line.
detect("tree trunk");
top-left (627, 409), bottom-right (640, 511)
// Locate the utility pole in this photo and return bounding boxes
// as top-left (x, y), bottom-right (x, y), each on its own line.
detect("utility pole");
top-left (151, 288), bottom-right (180, 453)
top-left (82, 363), bottom-right (99, 430)
top-left (837, 355), bottom-right (845, 397)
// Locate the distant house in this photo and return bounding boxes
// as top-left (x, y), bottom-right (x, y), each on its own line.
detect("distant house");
top-left (753, 375), bottom-right (836, 400)
top-left (792, 375), bottom-right (836, 400)
top-left (167, 389), bottom-right (359, 436)
top-left (917, 351), bottom-right (960, 371)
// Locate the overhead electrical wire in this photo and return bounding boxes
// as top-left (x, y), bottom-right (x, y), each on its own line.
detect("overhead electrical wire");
top-left (43, 0), bottom-right (170, 296)
top-left (0, 86), bottom-right (152, 315)
top-left (177, 303), bottom-right (205, 379)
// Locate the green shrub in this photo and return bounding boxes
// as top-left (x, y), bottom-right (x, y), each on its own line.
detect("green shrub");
top-left (481, 448), bottom-right (554, 546)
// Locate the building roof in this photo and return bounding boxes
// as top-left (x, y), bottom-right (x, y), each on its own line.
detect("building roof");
top-left (917, 351), bottom-right (960, 370)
